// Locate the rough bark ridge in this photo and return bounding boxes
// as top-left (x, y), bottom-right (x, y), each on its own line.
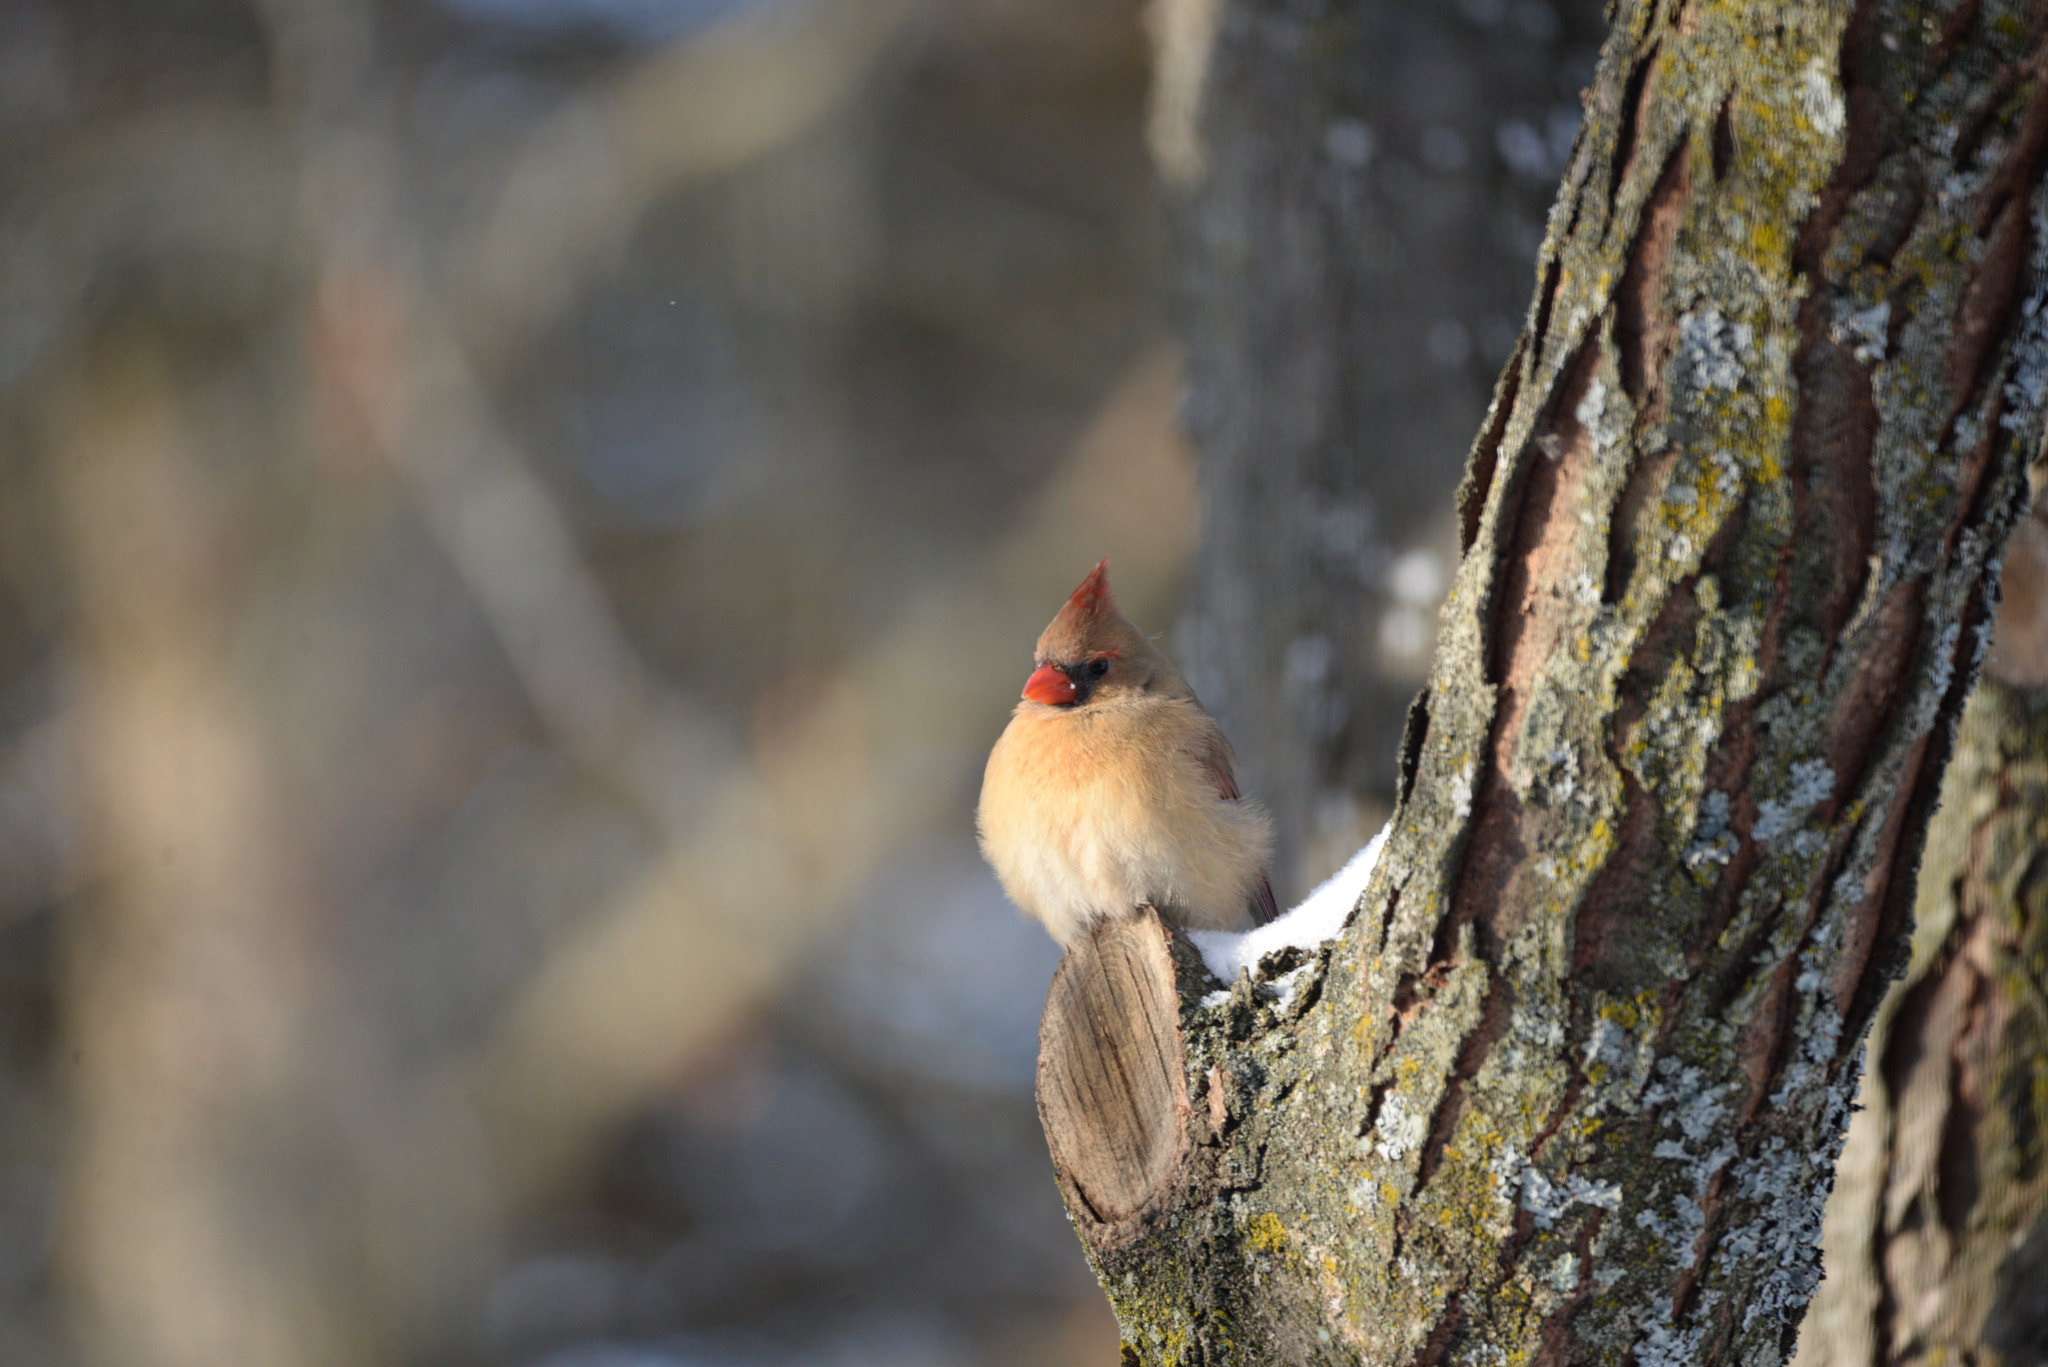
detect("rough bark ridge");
top-left (1043, 0), bottom-right (2048, 1362)
top-left (1795, 679), bottom-right (2048, 1366)
top-left (1172, 0), bottom-right (1610, 892)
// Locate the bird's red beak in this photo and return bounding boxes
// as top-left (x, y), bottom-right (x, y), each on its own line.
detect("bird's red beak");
top-left (1023, 664), bottom-right (1077, 705)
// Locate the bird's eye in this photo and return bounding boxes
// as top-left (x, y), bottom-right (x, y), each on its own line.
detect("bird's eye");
top-left (1088, 658), bottom-right (1110, 678)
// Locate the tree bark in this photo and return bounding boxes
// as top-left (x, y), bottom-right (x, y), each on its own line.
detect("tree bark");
top-left (1041, 0), bottom-right (2048, 1361)
top-left (1795, 484), bottom-right (2048, 1367)
top-left (1793, 678), bottom-right (2048, 1367)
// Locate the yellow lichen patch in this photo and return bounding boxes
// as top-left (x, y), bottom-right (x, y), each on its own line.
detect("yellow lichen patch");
top-left (1245, 1212), bottom-right (1290, 1256)
top-left (1750, 218), bottom-right (1787, 261)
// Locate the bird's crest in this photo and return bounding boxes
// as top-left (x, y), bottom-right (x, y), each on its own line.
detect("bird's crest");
top-left (1038, 559), bottom-right (1121, 661)
top-left (1061, 558), bottom-right (1114, 625)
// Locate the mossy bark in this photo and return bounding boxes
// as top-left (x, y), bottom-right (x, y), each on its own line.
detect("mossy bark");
top-left (1044, 0), bottom-right (2048, 1363)
top-left (1794, 488), bottom-right (2048, 1367)
top-left (1794, 678), bottom-right (2048, 1367)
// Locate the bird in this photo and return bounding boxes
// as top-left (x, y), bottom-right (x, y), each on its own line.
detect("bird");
top-left (977, 559), bottom-right (1278, 947)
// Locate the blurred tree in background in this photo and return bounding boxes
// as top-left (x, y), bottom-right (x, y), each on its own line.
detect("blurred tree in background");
top-left (0, 0), bottom-right (1597, 1363)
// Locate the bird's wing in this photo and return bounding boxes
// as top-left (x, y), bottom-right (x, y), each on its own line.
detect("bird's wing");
top-left (1203, 754), bottom-right (1241, 800)
top-left (1196, 737), bottom-right (1280, 927)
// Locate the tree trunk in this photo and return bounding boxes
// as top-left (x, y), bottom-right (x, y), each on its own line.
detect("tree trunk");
top-left (1040, 0), bottom-right (2048, 1361)
top-left (1794, 485), bottom-right (2048, 1367)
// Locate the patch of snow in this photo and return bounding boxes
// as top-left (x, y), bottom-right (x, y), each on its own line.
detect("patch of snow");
top-left (1188, 823), bottom-right (1390, 988)
top-left (1269, 961), bottom-right (1317, 1011)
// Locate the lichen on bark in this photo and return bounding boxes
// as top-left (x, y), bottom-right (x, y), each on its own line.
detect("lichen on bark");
top-left (1796, 613), bottom-right (2048, 1367)
top-left (1042, 0), bottom-right (2048, 1362)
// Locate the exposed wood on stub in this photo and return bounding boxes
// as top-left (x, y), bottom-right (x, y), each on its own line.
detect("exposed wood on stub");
top-left (1037, 909), bottom-right (1191, 1230)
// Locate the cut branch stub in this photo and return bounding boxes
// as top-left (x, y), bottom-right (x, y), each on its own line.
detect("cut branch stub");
top-left (1035, 907), bottom-right (1189, 1232)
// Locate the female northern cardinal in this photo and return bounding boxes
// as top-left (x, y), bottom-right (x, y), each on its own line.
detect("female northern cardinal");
top-left (977, 560), bottom-right (1278, 947)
